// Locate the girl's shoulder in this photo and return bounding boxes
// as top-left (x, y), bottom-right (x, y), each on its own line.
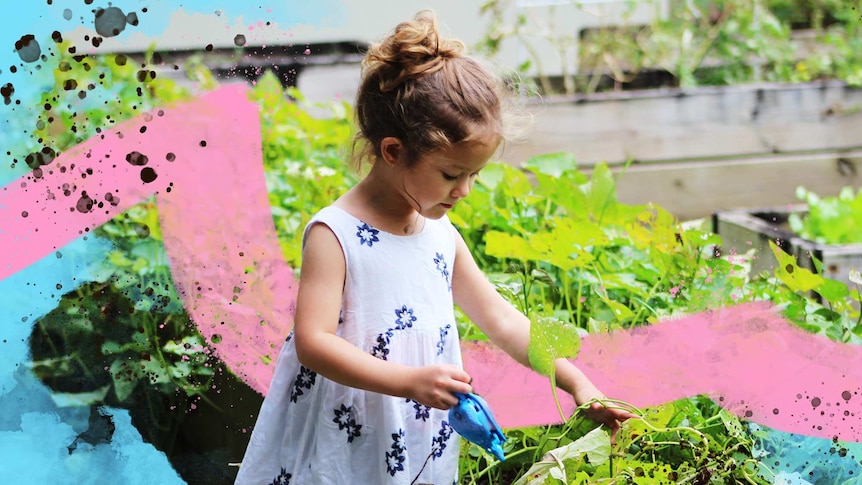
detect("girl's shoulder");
top-left (302, 205), bottom-right (355, 241)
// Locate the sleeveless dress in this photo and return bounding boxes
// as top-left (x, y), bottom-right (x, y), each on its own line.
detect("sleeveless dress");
top-left (234, 206), bottom-right (462, 485)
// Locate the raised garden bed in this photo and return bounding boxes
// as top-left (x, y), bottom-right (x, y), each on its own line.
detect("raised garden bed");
top-left (713, 205), bottom-right (862, 294)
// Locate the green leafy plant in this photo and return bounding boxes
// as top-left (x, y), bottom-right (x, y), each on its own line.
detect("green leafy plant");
top-left (460, 397), bottom-right (771, 484)
top-left (527, 313), bottom-right (581, 422)
top-left (251, 71), bottom-right (357, 268)
top-left (451, 154), bottom-right (743, 340)
top-left (477, 0), bottom-right (861, 94)
top-left (789, 186), bottom-right (862, 245)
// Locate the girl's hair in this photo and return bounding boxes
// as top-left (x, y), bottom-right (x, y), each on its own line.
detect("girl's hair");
top-left (352, 10), bottom-right (509, 170)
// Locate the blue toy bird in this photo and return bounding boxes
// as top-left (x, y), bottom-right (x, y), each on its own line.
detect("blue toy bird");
top-left (449, 392), bottom-right (507, 461)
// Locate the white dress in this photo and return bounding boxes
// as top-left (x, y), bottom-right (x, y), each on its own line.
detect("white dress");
top-left (235, 206), bottom-right (462, 485)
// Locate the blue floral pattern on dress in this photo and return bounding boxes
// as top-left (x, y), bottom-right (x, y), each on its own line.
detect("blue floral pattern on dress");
top-left (385, 429), bottom-right (407, 476)
top-left (370, 306), bottom-right (417, 360)
top-left (268, 468), bottom-right (292, 485)
top-left (371, 330), bottom-right (393, 360)
top-left (290, 366), bottom-right (317, 403)
top-left (356, 222), bottom-right (380, 247)
top-left (436, 324), bottom-right (451, 356)
top-left (434, 252), bottom-right (451, 291)
top-left (406, 398), bottom-right (431, 421)
top-left (394, 305), bottom-right (417, 330)
top-left (333, 404), bottom-right (362, 443)
top-left (431, 421), bottom-right (454, 459)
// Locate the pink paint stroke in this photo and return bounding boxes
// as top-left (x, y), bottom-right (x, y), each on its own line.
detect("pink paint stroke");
top-left (465, 301), bottom-right (862, 442)
top-left (3, 86), bottom-right (862, 442)
top-left (0, 85), bottom-right (297, 394)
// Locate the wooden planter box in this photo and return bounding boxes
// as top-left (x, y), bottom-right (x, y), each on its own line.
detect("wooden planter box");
top-left (504, 81), bottom-right (862, 221)
top-left (712, 206), bottom-right (862, 296)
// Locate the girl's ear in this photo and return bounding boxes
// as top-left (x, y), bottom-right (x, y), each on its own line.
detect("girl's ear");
top-left (379, 137), bottom-right (404, 166)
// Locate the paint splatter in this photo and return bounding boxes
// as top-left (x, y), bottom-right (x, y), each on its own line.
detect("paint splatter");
top-left (94, 6), bottom-right (127, 37)
top-left (63, 8), bottom-right (72, 20)
top-left (76, 193), bottom-right (94, 213)
top-left (234, 34), bottom-right (247, 47)
top-left (125, 151), bottom-right (148, 166)
top-left (1, 83), bottom-right (13, 105)
top-left (140, 167), bottom-right (157, 183)
top-left (14, 35), bottom-right (41, 63)
top-left (25, 147), bottom-right (56, 170)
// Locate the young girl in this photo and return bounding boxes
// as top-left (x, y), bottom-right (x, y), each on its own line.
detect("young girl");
top-left (234, 11), bottom-right (634, 485)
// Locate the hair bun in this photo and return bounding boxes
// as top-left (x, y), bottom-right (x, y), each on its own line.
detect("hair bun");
top-left (363, 10), bottom-right (465, 92)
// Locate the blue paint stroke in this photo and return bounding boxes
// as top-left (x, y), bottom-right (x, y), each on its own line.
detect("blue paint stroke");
top-left (0, 234), bottom-right (183, 484)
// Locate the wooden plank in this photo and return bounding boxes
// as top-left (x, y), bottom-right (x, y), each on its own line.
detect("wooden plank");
top-left (599, 150), bottom-right (862, 221)
top-left (502, 81), bottom-right (862, 166)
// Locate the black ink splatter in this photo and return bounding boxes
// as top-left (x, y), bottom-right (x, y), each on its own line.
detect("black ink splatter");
top-left (126, 12), bottom-right (139, 27)
top-left (94, 6), bottom-right (127, 37)
top-left (234, 35), bottom-right (246, 47)
top-left (140, 167), bottom-right (157, 183)
top-left (15, 35), bottom-right (41, 63)
top-left (1, 83), bottom-right (13, 105)
top-left (136, 69), bottom-right (155, 82)
top-left (126, 151), bottom-right (148, 166)
top-left (76, 193), bottom-right (94, 213)
top-left (166, 152), bottom-right (176, 162)
top-left (25, 147), bottom-right (56, 170)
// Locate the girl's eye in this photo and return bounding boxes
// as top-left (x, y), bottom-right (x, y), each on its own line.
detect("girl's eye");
top-left (443, 172), bottom-right (458, 181)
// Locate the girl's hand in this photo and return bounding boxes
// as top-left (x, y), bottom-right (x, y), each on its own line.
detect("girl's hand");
top-left (408, 364), bottom-right (473, 410)
top-left (550, 360), bottom-right (638, 441)
top-left (581, 399), bottom-right (639, 442)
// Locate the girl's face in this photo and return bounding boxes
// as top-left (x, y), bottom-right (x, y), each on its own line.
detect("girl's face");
top-left (397, 137), bottom-right (498, 220)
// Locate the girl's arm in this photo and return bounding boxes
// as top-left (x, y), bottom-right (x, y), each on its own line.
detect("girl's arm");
top-left (451, 229), bottom-right (636, 432)
top-left (293, 223), bottom-right (472, 410)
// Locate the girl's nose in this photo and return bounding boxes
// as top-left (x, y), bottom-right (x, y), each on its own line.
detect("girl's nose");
top-left (452, 178), bottom-right (472, 198)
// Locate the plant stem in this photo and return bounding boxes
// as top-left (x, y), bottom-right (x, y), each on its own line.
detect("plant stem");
top-left (550, 372), bottom-right (567, 423)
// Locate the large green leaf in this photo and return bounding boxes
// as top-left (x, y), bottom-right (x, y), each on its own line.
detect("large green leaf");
top-left (769, 241), bottom-right (824, 293)
top-left (523, 152), bottom-right (578, 178)
top-left (513, 427), bottom-right (611, 485)
top-left (584, 162), bottom-right (617, 222)
top-left (485, 231), bottom-right (543, 262)
top-left (527, 315), bottom-right (581, 377)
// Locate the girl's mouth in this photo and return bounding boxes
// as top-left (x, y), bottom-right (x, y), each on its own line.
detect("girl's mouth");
top-left (441, 203), bottom-right (453, 209)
